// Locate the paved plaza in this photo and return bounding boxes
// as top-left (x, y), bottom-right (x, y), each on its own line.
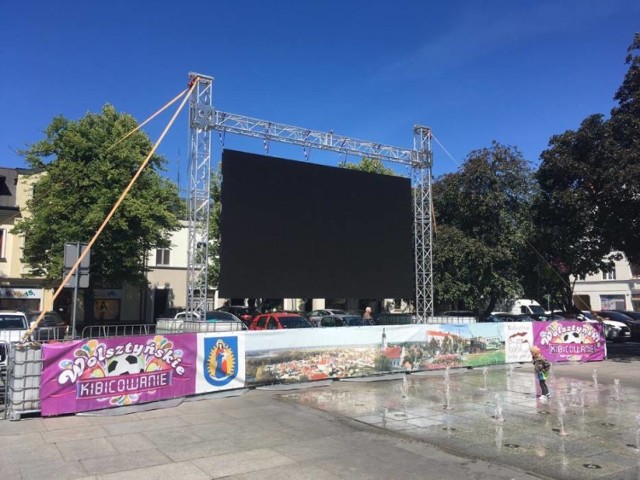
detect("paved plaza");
top-left (1, 344), bottom-right (639, 479)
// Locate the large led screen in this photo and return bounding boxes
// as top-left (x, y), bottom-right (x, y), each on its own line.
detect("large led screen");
top-left (218, 149), bottom-right (413, 299)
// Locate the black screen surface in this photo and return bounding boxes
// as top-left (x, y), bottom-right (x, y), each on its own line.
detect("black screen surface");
top-left (218, 149), bottom-right (413, 299)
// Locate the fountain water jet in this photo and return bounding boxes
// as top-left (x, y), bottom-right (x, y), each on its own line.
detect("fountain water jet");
top-left (443, 367), bottom-right (453, 410)
top-left (482, 366), bottom-right (488, 390)
top-left (612, 378), bottom-right (622, 401)
top-left (493, 393), bottom-right (505, 422)
top-left (557, 396), bottom-right (569, 436)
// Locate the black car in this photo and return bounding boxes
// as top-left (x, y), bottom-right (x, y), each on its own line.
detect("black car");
top-left (317, 314), bottom-right (373, 327)
top-left (604, 310), bottom-right (640, 338)
top-left (215, 306), bottom-right (255, 327)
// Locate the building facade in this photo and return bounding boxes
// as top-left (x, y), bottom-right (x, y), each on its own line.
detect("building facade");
top-left (0, 168), bottom-right (55, 313)
top-left (572, 253), bottom-right (640, 311)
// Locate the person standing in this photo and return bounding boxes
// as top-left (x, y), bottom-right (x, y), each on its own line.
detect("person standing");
top-left (530, 346), bottom-right (551, 400)
top-left (363, 307), bottom-right (373, 322)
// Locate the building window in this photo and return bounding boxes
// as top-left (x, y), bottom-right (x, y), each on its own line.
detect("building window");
top-left (600, 294), bottom-right (625, 310)
top-left (630, 263), bottom-right (640, 278)
top-left (602, 266), bottom-right (616, 280)
top-left (156, 248), bottom-right (170, 266)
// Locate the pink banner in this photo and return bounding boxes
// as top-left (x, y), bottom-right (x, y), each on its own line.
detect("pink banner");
top-left (41, 334), bottom-right (197, 416)
top-left (533, 321), bottom-right (605, 362)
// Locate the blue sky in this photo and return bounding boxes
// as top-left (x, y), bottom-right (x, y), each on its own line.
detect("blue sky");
top-left (1, 1), bottom-right (638, 189)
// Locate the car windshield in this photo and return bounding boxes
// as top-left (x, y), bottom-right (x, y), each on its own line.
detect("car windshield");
top-left (600, 311), bottom-right (632, 322)
top-left (328, 309), bottom-right (347, 315)
top-left (530, 305), bottom-right (546, 315)
top-left (280, 316), bottom-right (311, 328)
top-left (0, 315), bottom-right (26, 329)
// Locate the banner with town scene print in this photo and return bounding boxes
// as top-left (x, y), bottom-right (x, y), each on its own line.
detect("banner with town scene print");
top-left (40, 334), bottom-right (197, 416)
top-left (244, 323), bottom-right (511, 385)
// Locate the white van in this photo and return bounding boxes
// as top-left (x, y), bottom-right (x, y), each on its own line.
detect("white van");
top-left (493, 299), bottom-right (546, 316)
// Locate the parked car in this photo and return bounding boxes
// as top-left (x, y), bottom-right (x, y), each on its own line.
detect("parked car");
top-left (27, 311), bottom-right (68, 341)
top-left (596, 310), bottom-right (640, 338)
top-left (580, 311), bottom-right (631, 342)
top-left (306, 309), bottom-right (347, 326)
top-left (480, 313), bottom-right (533, 322)
top-left (594, 311), bottom-right (634, 341)
top-left (184, 311), bottom-right (247, 332)
top-left (372, 313), bottom-right (415, 325)
top-left (215, 305), bottom-right (255, 327)
top-left (317, 314), bottom-right (373, 327)
top-left (612, 310), bottom-right (640, 338)
top-left (250, 313), bottom-right (313, 330)
top-left (0, 311), bottom-right (29, 367)
top-left (317, 315), bottom-right (346, 327)
top-left (529, 313), bottom-right (566, 322)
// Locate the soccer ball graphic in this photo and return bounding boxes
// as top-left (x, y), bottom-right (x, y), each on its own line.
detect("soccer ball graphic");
top-left (562, 332), bottom-right (581, 343)
top-left (106, 354), bottom-right (144, 376)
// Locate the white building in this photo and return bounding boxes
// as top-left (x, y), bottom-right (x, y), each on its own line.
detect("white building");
top-left (572, 253), bottom-right (640, 311)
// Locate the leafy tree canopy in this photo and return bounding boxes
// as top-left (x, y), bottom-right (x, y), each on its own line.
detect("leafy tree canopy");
top-left (13, 104), bottom-right (184, 286)
top-left (340, 157), bottom-right (397, 176)
top-left (433, 142), bottom-right (535, 315)
top-left (608, 32), bottom-right (640, 262)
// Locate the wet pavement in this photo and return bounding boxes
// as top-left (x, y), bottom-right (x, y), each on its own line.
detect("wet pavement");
top-left (280, 359), bottom-right (640, 479)
top-left (1, 343), bottom-right (640, 479)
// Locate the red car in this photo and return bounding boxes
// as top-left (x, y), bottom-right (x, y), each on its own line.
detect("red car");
top-left (249, 313), bottom-right (313, 330)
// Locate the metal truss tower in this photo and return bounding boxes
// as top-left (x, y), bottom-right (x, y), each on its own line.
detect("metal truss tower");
top-left (187, 73), bottom-right (434, 319)
top-left (187, 73), bottom-right (213, 317)
top-left (412, 127), bottom-right (434, 320)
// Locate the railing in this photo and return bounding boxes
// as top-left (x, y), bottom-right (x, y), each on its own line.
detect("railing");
top-left (80, 324), bottom-right (155, 339)
top-left (183, 320), bottom-right (246, 332)
top-left (155, 318), bottom-right (184, 334)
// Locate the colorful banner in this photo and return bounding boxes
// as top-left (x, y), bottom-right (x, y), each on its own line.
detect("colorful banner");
top-left (40, 334), bottom-right (197, 416)
top-left (38, 321), bottom-right (607, 416)
top-left (532, 321), bottom-right (605, 362)
top-left (504, 322), bottom-right (534, 363)
top-left (195, 333), bottom-right (246, 393)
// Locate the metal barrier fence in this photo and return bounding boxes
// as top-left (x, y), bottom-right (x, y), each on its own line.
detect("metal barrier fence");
top-left (155, 319), bottom-right (246, 333)
top-left (183, 320), bottom-right (246, 332)
top-left (155, 318), bottom-right (184, 334)
top-left (429, 316), bottom-right (478, 324)
top-left (80, 324), bottom-right (155, 339)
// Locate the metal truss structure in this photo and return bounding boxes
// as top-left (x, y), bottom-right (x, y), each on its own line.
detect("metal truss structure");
top-left (187, 73), bottom-right (434, 319)
top-left (187, 73), bottom-right (213, 317)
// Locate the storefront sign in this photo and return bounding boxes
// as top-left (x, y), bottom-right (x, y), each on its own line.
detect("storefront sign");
top-left (0, 287), bottom-right (41, 299)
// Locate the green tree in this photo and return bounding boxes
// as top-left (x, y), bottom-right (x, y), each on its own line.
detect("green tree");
top-left (533, 115), bottom-right (618, 309)
top-left (340, 157), bottom-right (397, 176)
top-left (13, 104), bottom-right (184, 288)
top-left (433, 142), bottom-right (535, 316)
top-left (208, 165), bottom-right (222, 287)
top-left (374, 354), bottom-right (393, 372)
top-left (530, 34), bottom-right (640, 308)
top-left (608, 33), bottom-right (640, 262)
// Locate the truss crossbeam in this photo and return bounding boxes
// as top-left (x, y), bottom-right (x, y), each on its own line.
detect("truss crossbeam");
top-left (211, 111), bottom-right (420, 167)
